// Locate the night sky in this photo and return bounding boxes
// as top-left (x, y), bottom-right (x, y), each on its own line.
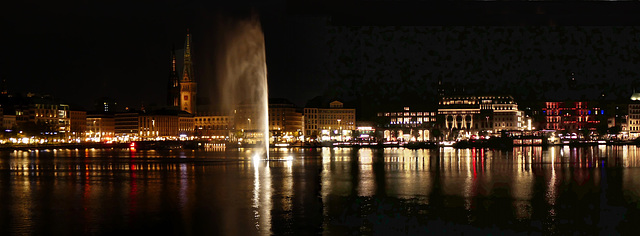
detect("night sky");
top-left (3, 1), bottom-right (640, 118)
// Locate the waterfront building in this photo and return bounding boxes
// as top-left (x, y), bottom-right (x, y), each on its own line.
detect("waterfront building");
top-left (269, 98), bottom-right (304, 143)
top-left (167, 46), bottom-right (181, 107)
top-left (115, 112), bottom-right (140, 141)
top-left (138, 113), bottom-right (178, 139)
top-left (542, 101), bottom-right (601, 134)
top-left (355, 122), bottom-right (376, 142)
top-left (304, 100), bottom-right (356, 141)
top-left (86, 113), bottom-right (115, 141)
top-left (233, 102), bottom-right (265, 143)
top-left (629, 93), bottom-right (640, 138)
top-left (69, 110), bottom-right (86, 140)
top-left (438, 95), bottom-right (523, 139)
top-left (178, 112), bottom-right (195, 137)
top-left (136, 109), bottom-right (194, 139)
top-left (376, 106), bottom-right (437, 142)
top-left (32, 101), bottom-right (70, 138)
top-left (194, 113), bottom-right (231, 139)
top-left (0, 94), bottom-right (74, 138)
top-left (2, 114), bottom-right (15, 130)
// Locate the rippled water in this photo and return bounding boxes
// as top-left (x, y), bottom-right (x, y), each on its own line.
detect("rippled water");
top-left (1, 145), bottom-right (640, 235)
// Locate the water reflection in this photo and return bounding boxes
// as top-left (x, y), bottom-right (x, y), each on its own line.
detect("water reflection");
top-left (2, 146), bottom-right (640, 234)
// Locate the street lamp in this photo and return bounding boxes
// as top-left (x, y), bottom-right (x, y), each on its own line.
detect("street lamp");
top-left (337, 119), bottom-right (342, 141)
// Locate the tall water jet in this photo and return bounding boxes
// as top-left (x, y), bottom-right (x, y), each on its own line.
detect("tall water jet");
top-left (216, 14), bottom-right (269, 159)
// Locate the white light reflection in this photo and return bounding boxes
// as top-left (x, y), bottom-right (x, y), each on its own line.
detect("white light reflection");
top-left (623, 146), bottom-right (629, 167)
top-left (358, 149), bottom-right (374, 196)
top-left (464, 148), bottom-right (476, 211)
top-left (252, 156), bottom-right (272, 235)
top-left (547, 146), bottom-right (558, 219)
top-left (179, 163), bottom-right (188, 209)
top-left (512, 147), bottom-right (533, 219)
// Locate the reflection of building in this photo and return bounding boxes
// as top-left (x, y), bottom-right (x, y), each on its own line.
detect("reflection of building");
top-left (376, 107), bottom-right (436, 142)
top-left (438, 95), bottom-right (523, 137)
top-left (304, 100), bottom-right (356, 141)
top-left (194, 114), bottom-right (231, 139)
top-left (543, 101), bottom-right (601, 132)
top-left (269, 98), bottom-right (303, 142)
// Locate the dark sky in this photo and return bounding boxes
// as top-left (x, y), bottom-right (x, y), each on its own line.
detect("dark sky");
top-left (3, 1), bottom-right (640, 116)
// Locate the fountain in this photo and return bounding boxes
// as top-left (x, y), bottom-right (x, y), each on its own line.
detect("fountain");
top-left (215, 14), bottom-right (269, 159)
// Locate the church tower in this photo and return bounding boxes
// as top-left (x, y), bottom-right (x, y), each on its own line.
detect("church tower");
top-left (167, 46), bottom-right (180, 107)
top-left (180, 30), bottom-right (197, 114)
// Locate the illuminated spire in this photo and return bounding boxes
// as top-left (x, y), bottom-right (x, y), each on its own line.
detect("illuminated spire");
top-left (171, 45), bottom-right (176, 73)
top-left (179, 29), bottom-right (197, 114)
top-left (182, 29), bottom-right (194, 83)
top-left (167, 45), bottom-right (180, 107)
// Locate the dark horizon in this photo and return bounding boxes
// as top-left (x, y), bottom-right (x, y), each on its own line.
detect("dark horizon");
top-left (3, 1), bottom-right (640, 113)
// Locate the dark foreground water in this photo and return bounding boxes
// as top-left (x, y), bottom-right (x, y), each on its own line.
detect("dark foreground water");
top-left (1, 145), bottom-right (640, 235)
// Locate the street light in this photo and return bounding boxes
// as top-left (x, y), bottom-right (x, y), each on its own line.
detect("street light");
top-left (337, 119), bottom-right (342, 141)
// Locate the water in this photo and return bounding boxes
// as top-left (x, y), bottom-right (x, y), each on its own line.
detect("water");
top-left (1, 146), bottom-right (640, 235)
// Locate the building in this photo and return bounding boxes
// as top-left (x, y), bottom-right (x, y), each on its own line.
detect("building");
top-left (167, 47), bottom-right (180, 107)
top-left (86, 113), bottom-right (115, 141)
top-left (94, 97), bottom-right (118, 113)
top-left (194, 113), bottom-right (231, 139)
top-left (269, 98), bottom-right (304, 143)
top-left (0, 94), bottom-right (78, 139)
top-left (115, 112), bottom-right (140, 141)
top-left (2, 114), bottom-right (15, 130)
top-left (32, 101), bottom-right (70, 138)
top-left (178, 112), bottom-right (195, 137)
top-left (304, 100), bottom-right (356, 141)
top-left (180, 31), bottom-right (197, 114)
top-left (542, 101), bottom-right (601, 133)
top-left (135, 109), bottom-right (194, 139)
top-left (628, 93), bottom-right (640, 138)
top-left (139, 114), bottom-right (178, 139)
top-left (438, 95), bottom-right (524, 139)
top-left (376, 106), bottom-right (437, 142)
top-left (233, 102), bottom-right (268, 144)
top-left (69, 110), bottom-right (86, 140)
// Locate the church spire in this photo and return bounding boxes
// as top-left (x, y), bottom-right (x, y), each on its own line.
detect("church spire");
top-left (182, 29), bottom-right (194, 83)
top-left (180, 29), bottom-right (197, 114)
top-left (167, 45), bottom-right (180, 107)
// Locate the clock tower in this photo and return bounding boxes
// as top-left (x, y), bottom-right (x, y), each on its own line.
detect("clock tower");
top-left (180, 30), bottom-right (197, 114)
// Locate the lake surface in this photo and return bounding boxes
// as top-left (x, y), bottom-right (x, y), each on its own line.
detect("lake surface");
top-left (1, 145), bottom-right (640, 235)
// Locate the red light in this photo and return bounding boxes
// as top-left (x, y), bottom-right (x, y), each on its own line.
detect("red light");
top-left (130, 142), bottom-right (136, 148)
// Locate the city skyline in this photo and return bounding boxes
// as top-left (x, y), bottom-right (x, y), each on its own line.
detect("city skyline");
top-left (4, 2), bottom-right (640, 235)
top-left (3, 1), bottom-right (640, 112)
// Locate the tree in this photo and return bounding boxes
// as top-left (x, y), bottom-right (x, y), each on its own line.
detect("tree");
top-left (431, 128), bottom-right (442, 142)
top-left (18, 121), bottom-right (56, 138)
top-left (608, 125), bottom-right (622, 136)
